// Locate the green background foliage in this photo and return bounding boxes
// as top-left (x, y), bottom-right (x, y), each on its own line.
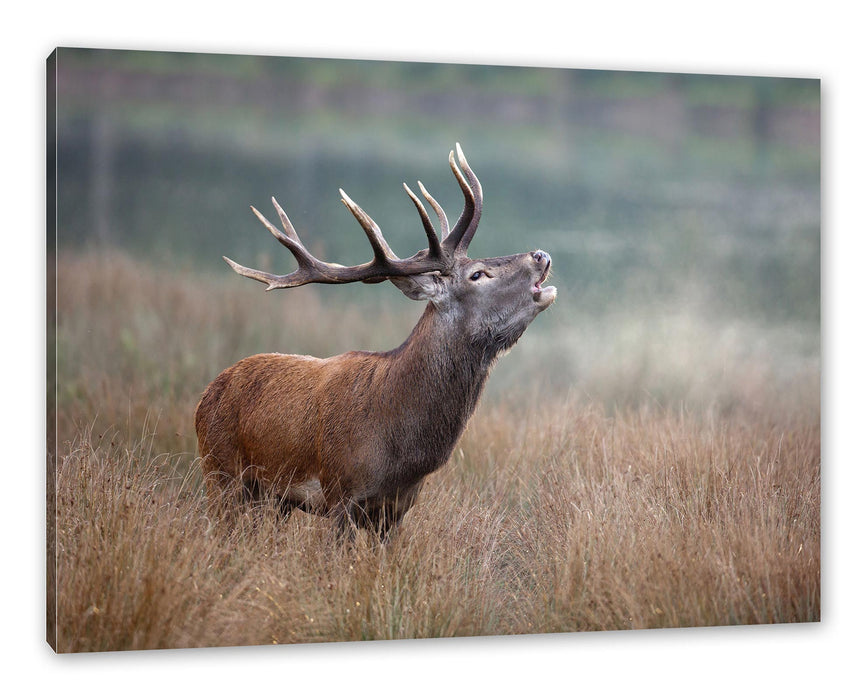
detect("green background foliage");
top-left (53, 48), bottom-right (819, 324)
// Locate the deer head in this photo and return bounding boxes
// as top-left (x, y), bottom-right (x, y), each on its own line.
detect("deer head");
top-left (223, 144), bottom-right (556, 354)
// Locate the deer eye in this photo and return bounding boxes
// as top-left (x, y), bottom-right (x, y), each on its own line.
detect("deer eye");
top-left (469, 270), bottom-right (485, 281)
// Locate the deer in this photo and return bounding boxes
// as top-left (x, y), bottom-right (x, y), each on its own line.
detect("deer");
top-left (195, 144), bottom-right (557, 541)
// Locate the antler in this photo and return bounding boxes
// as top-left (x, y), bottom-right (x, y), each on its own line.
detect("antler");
top-left (403, 142), bottom-right (483, 258)
top-left (224, 143), bottom-right (483, 290)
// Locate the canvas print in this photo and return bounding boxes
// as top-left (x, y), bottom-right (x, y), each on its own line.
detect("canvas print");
top-left (47, 48), bottom-right (820, 652)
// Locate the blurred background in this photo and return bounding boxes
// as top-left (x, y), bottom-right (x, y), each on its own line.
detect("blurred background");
top-left (51, 47), bottom-right (819, 415)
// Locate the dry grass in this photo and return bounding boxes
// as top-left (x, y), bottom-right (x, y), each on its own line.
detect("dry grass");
top-left (49, 249), bottom-right (820, 651)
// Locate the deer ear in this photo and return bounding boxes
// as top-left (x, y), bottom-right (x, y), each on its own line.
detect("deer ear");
top-left (389, 273), bottom-right (445, 302)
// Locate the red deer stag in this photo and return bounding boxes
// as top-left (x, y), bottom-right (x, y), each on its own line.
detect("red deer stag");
top-left (195, 144), bottom-right (556, 540)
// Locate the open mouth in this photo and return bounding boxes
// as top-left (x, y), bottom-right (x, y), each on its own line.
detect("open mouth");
top-left (531, 260), bottom-right (557, 307)
top-left (532, 259), bottom-right (551, 295)
top-left (534, 259), bottom-right (551, 290)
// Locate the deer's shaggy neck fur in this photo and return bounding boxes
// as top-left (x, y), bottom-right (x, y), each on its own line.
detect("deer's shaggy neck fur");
top-left (374, 303), bottom-right (496, 484)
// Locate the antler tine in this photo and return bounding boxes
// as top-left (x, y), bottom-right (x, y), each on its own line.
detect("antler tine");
top-left (270, 197), bottom-right (302, 244)
top-left (403, 182), bottom-right (444, 259)
top-left (339, 189), bottom-right (398, 263)
top-left (417, 181), bottom-right (450, 239)
top-left (441, 143), bottom-right (483, 256)
top-left (250, 203), bottom-right (298, 252)
top-left (221, 255), bottom-right (295, 291)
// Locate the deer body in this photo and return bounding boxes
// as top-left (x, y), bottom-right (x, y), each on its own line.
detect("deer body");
top-left (195, 145), bottom-right (556, 537)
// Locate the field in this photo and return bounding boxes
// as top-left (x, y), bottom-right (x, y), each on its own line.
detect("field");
top-left (48, 249), bottom-right (820, 652)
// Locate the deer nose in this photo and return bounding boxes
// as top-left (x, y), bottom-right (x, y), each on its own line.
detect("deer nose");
top-left (532, 250), bottom-right (550, 265)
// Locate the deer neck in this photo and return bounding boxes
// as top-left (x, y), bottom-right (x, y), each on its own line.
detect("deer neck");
top-left (382, 303), bottom-right (494, 466)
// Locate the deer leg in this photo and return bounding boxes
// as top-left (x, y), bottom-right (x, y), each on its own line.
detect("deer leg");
top-left (328, 504), bottom-right (358, 544)
top-left (277, 496), bottom-right (296, 518)
top-left (353, 497), bottom-right (412, 544)
top-left (369, 503), bottom-right (402, 544)
top-left (241, 477), bottom-right (264, 504)
top-left (367, 483), bottom-right (423, 542)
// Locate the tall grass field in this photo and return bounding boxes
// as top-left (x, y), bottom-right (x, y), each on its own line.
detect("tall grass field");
top-left (48, 249), bottom-right (819, 652)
